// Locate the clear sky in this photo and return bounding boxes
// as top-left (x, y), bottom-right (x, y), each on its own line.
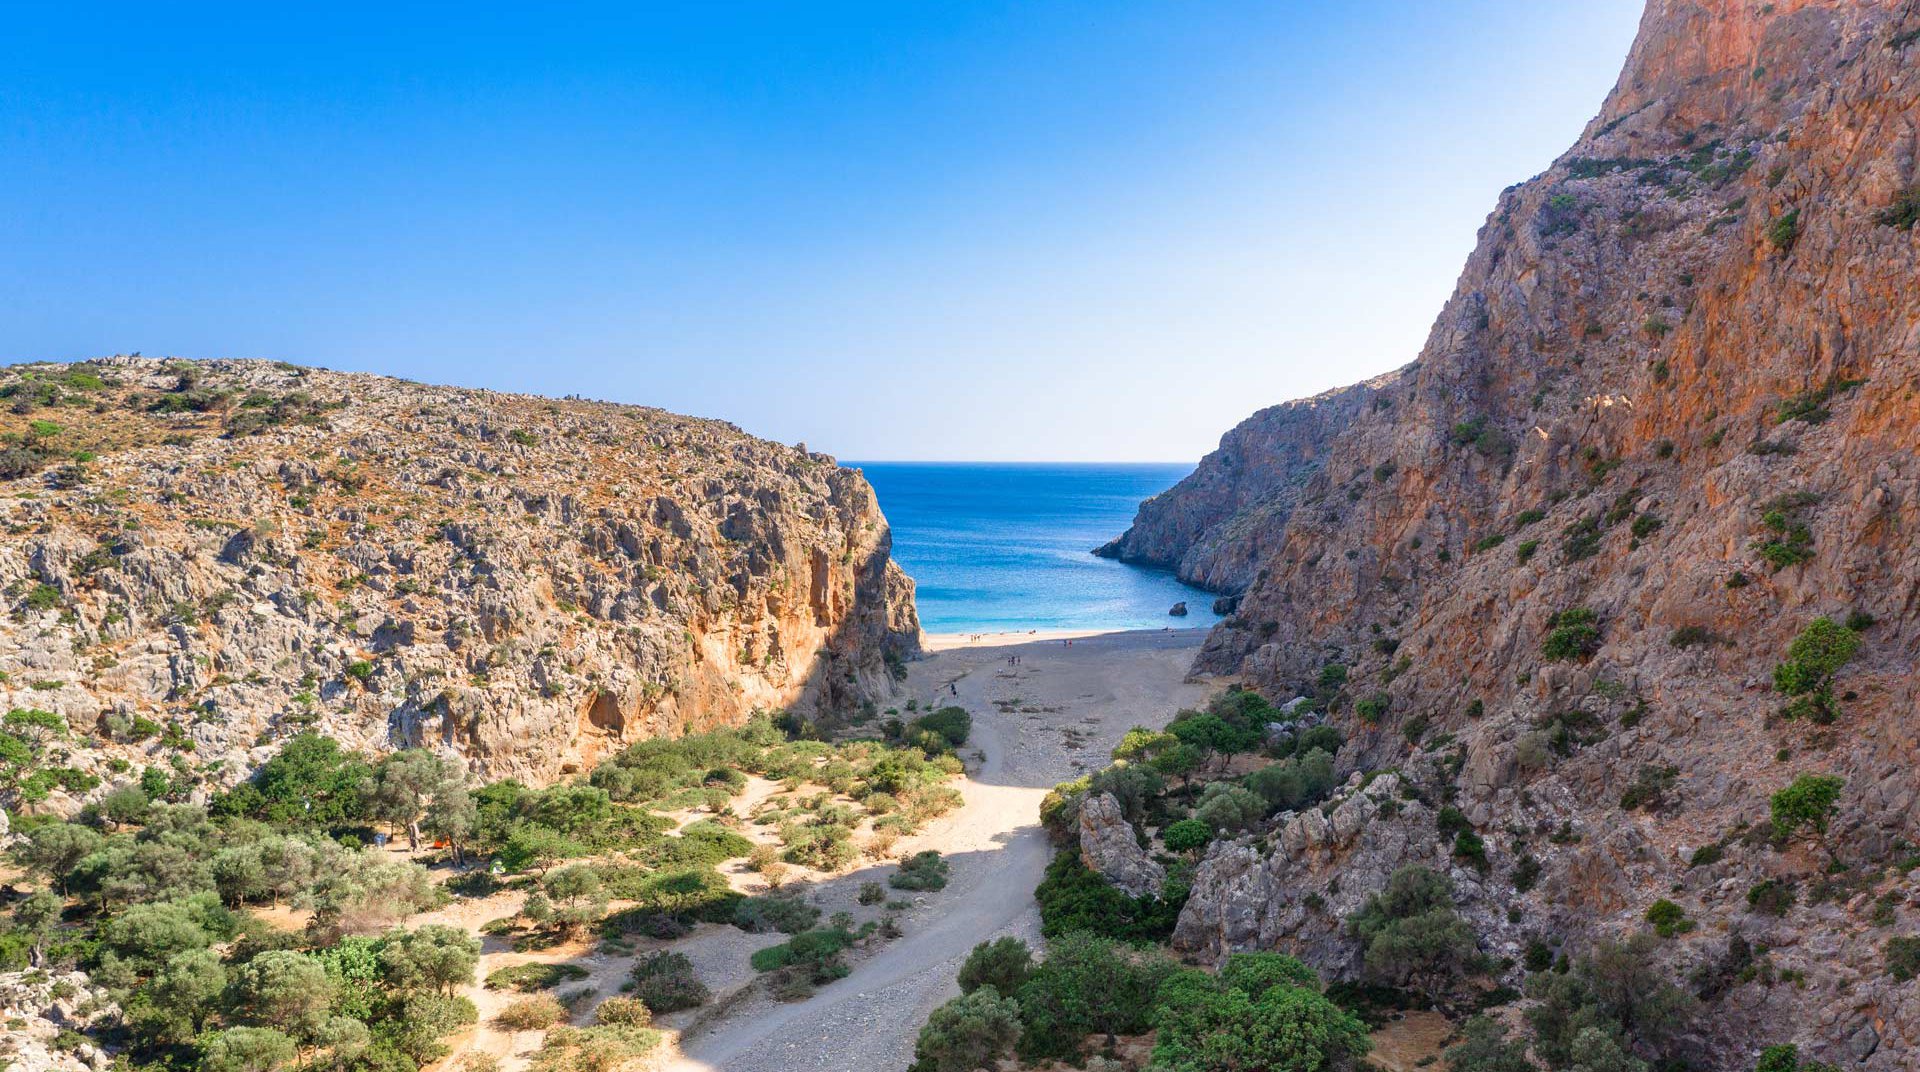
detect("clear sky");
top-left (2, 2), bottom-right (1643, 461)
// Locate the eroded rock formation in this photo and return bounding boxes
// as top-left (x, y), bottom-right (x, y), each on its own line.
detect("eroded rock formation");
top-left (0, 358), bottom-right (919, 791)
top-left (1146, 1), bottom-right (1920, 1066)
top-left (1078, 791), bottom-right (1166, 898)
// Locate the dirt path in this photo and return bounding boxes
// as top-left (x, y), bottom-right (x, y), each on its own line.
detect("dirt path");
top-left (664, 627), bottom-right (1215, 1072)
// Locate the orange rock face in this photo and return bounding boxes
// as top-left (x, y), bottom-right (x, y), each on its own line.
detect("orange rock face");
top-left (1130, 2), bottom-right (1920, 1065)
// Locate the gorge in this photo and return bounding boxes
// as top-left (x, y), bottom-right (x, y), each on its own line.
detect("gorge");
top-left (5, 2), bottom-right (1920, 1072)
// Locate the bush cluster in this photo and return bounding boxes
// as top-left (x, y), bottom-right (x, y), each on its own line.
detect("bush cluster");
top-left (915, 937), bottom-right (1366, 1072)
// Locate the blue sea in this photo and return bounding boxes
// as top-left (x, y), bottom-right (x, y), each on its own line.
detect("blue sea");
top-left (852, 462), bottom-right (1223, 635)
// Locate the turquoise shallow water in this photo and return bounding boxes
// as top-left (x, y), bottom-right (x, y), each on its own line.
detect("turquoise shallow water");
top-left (851, 462), bottom-right (1223, 635)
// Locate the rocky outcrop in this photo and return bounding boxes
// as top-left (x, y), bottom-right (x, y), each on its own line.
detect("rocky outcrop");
top-left (1094, 372), bottom-right (1403, 593)
top-left (1176, 772), bottom-right (1451, 965)
top-left (0, 358), bottom-right (919, 792)
top-left (1078, 792), bottom-right (1165, 898)
top-left (1156, 1), bottom-right (1920, 1067)
top-left (0, 969), bottom-right (119, 1072)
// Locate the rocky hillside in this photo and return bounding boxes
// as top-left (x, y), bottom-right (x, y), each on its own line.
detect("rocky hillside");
top-left (1129, 1), bottom-right (1920, 1067)
top-left (1095, 369), bottom-right (1405, 598)
top-left (0, 357), bottom-right (919, 795)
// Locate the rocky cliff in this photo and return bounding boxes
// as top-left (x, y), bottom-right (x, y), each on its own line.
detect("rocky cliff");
top-left (0, 357), bottom-right (919, 792)
top-left (1145, 1), bottom-right (1920, 1067)
top-left (1095, 370), bottom-right (1405, 596)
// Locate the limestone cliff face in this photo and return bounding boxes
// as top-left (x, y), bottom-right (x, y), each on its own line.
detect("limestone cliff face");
top-left (1154, 2), bottom-right (1920, 1067)
top-left (0, 358), bottom-right (919, 789)
top-left (1095, 371), bottom-right (1404, 594)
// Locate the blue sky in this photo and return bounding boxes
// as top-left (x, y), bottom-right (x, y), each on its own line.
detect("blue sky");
top-left (1, 2), bottom-right (1643, 461)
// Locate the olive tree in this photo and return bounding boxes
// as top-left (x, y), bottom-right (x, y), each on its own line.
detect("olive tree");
top-left (201, 1026), bottom-right (297, 1072)
top-left (372, 750), bottom-right (465, 852)
top-left (380, 924), bottom-right (481, 997)
top-left (233, 950), bottom-right (335, 1038)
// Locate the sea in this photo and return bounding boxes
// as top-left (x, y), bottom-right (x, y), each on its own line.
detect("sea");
top-left (851, 462), bottom-right (1224, 636)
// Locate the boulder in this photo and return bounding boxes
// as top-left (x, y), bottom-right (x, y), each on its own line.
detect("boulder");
top-left (1078, 792), bottom-right (1166, 898)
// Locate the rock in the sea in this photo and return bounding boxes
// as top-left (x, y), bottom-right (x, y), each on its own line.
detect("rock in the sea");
top-left (1210, 594), bottom-right (1240, 615)
top-left (1078, 791), bottom-right (1165, 898)
top-left (1168, 601), bottom-right (1188, 617)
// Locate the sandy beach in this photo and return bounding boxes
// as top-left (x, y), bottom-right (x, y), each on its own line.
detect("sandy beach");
top-left (663, 627), bottom-right (1219, 1072)
top-left (919, 625), bottom-right (1210, 653)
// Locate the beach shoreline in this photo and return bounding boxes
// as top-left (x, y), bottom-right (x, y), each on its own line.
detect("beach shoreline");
top-left (920, 624), bottom-right (1212, 652)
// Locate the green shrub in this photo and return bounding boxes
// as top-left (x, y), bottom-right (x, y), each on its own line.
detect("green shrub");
top-left (1163, 817), bottom-right (1212, 853)
top-left (1876, 186), bottom-right (1920, 229)
top-left (1444, 1016), bottom-right (1532, 1072)
top-left (1645, 899), bottom-right (1694, 938)
top-left (1619, 764), bottom-right (1679, 811)
top-left (594, 996), bottom-right (652, 1026)
top-left (1523, 936), bottom-right (1694, 1066)
top-left (958, 936), bottom-right (1033, 996)
top-left (1014, 931), bottom-right (1175, 1061)
top-left (496, 993), bottom-right (568, 1029)
top-left (1243, 748), bottom-right (1338, 812)
top-left (1354, 694), bottom-right (1389, 723)
top-left (1219, 951), bottom-right (1319, 998)
top-left (1452, 830), bottom-right (1489, 872)
top-left (485, 962), bottom-right (590, 992)
top-left (1770, 774), bottom-right (1843, 839)
top-left (1346, 866), bottom-right (1482, 997)
top-left (628, 951), bottom-right (708, 1012)
top-left (1753, 1042), bottom-right (1842, 1072)
top-left (1542, 608), bottom-right (1601, 661)
top-left (1751, 493), bottom-right (1818, 570)
top-left (1192, 782), bottom-right (1265, 833)
top-left (1149, 964), bottom-right (1369, 1072)
top-left (751, 925), bottom-right (856, 985)
top-left (912, 985), bottom-right (1022, 1072)
top-left (1767, 208), bottom-right (1800, 252)
top-left (733, 891), bottom-right (820, 934)
top-left (201, 1027), bottom-right (298, 1072)
top-left (1668, 625), bottom-right (1716, 648)
top-left (1168, 709), bottom-right (1264, 759)
top-left (1034, 851), bottom-right (1184, 943)
top-left (782, 821), bottom-right (858, 871)
top-left (909, 707), bottom-right (972, 751)
top-left (1885, 936), bottom-right (1920, 981)
top-left (1038, 776), bottom-right (1090, 845)
top-left (889, 851), bottom-right (950, 891)
top-left (1511, 853), bottom-right (1542, 893)
top-left (530, 1025), bottom-right (662, 1070)
top-left (1774, 376), bottom-right (1865, 425)
top-left (1772, 618), bottom-right (1859, 723)
top-left (1561, 516), bottom-right (1604, 561)
top-left (1449, 416), bottom-right (1513, 462)
top-left (1747, 879), bottom-right (1797, 916)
